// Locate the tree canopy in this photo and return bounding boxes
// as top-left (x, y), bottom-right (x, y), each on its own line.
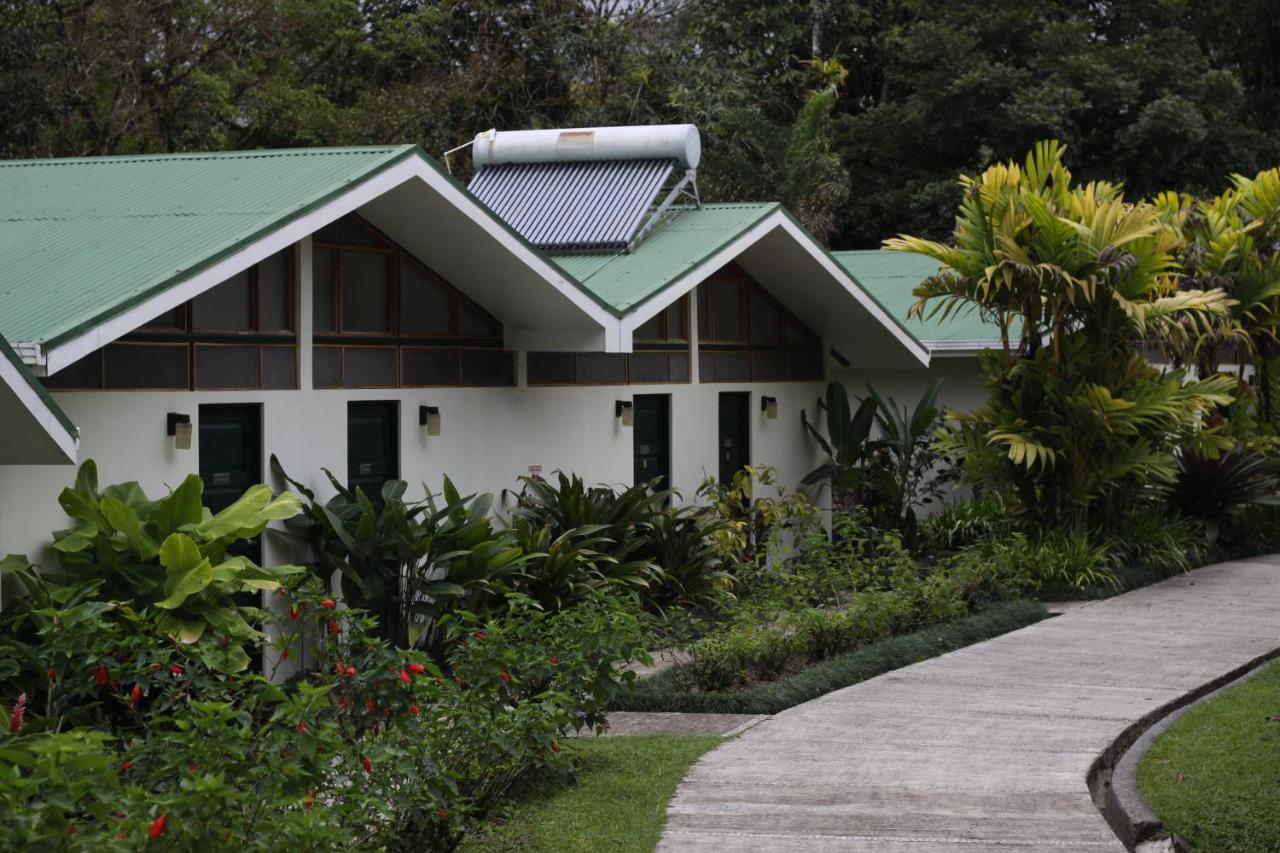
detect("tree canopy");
top-left (2, 0), bottom-right (1277, 246)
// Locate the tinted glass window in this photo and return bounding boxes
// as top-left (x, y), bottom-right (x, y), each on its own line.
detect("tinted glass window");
top-left (263, 347), bottom-right (298, 389)
top-left (43, 350), bottom-right (102, 389)
top-left (401, 348), bottom-right (460, 386)
top-left (313, 248), bottom-right (335, 333)
top-left (697, 284), bottom-right (710, 340)
top-left (629, 352), bottom-right (670, 383)
top-left (192, 271), bottom-right (252, 331)
top-left (341, 252), bottom-right (390, 333)
top-left (344, 347), bottom-right (397, 387)
top-left (458, 300), bottom-right (500, 338)
top-left (669, 352), bottom-right (689, 382)
top-left (750, 289), bottom-right (782, 344)
top-left (527, 352), bottom-right (577, 385)
top-left (712, 277), bottom-right (743, 341)
top-left (698, 351), bottom-right (716, 382)
top-left (258, 250), bottom-right (291, 332)
top-left (314, 347), bottom-right (342, 388)
top-left (460, 350), bottom-right (515, 386)
top-left (104, 344), bottom-right (187, 389)
top-left (714, 351), bottom-right (749, 382)
top-left (139, 307), bottom-right (183, 331)
top-left (634, 314), bottom-right (663, 341)
top-left (751, 351), bottom-right (787, 381)
top-left (577, 353), bottom-right (627, 385)
top-left (665, 300), bottom-right (686, 340)
top-left (333, 219), bottom-right (381, 246)
top-left (195, 345), bottom-right (260, 390)
top-left (399, 260), bottom-right (452, 336)
top-left (784, 317), bottom-right (819, 344)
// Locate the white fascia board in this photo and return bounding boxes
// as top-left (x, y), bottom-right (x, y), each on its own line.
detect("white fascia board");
top-left (41, 155), bottom-right (621, 375)
top-left (773, 217), bottom-right (930, 368)
top-left (616, 212), bottom-right (786, 352)
top-left (926, 340), bottom-right (1001, 356)
top-left (616, 210), bottom-right (931, 367)
top-left (0, 354), bottom-right (78, 463)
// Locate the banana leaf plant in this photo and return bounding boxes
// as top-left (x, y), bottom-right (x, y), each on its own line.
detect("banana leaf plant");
top-left (49, 460), bottom-right (305, 670)
top-left (864, 378), bottom-right (946, 539)
top-left (271, 456), bottom-right (528, 654)
top-left (801, 381), bottom-right (883, 509)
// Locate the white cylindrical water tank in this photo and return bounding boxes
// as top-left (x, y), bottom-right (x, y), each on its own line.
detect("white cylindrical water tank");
top-left (472, 125), bottom-right (700, 170)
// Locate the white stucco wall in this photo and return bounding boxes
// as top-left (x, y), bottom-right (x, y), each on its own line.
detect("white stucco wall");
top-left (0, 378), bottom-right (827, 566)
top-left (833, 356), bottom-right (988, 420)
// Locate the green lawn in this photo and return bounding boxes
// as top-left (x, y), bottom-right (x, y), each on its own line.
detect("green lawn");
top-left (460, 735), bottom-right (723, 853)
top-left (1137, 659), bottom-right (1280, 851)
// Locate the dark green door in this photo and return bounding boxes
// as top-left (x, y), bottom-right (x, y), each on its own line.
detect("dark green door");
top-left (633, 395), bottom-right (671, 492)
top-left (347, 402), bottom-right (399, 505)
top-left (718, 392), bottom-right (750, 484)
top-left (199, 404), bottom-right (263, 564)
top-left (198, 404), bottom-right (263, 670)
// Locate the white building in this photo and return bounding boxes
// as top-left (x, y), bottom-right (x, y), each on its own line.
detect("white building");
top-left (0, 126), bottom-right (989, 566)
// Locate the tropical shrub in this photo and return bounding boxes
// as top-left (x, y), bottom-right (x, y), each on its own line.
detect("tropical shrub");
top-left (697, 464), bottom-right (818, 578)
top-left (887, 140), bottom-right (1237, 530)
top-left (43, 460), bottom-right (304, 671)
top-left (920, 492), bottom-right (1014, 553)
top-left (800, 381), bottom-right (880, 511)
top-left (1169, 444), bottom-right (1278, 524)
top-left (0, 573), bottom-right (648, 851)
top-left (273, 457), bottom-right (527, 653)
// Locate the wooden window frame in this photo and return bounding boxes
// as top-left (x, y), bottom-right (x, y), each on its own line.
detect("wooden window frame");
top-left (633, 295), bottom-right (690, 344)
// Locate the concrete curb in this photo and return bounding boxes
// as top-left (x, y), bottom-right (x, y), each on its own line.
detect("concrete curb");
top-left (1087, 646), bottom-right (1280, 851)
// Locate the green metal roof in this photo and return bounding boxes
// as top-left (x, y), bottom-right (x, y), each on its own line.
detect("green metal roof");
top-left (549, 203), bottom-right (779, 314)
top-left (832, 250), bottom-right (1004, 347)
top-left (0, 145), bottom-right (422, 348)
top-left (0, 333), bottom-right (77, 442)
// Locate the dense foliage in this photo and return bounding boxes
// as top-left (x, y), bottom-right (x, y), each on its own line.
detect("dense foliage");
top-left (2, 1), bottom-right (1277, 246)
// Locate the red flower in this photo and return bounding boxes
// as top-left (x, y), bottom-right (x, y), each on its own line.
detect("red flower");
top-left (361, 756), bottom-right (372, 774)
top-left (367, 698), bottom-right (376, 713)
top-left (281, 649), bottom-right (290, 662)
top-left (549, 742), bottom-right (559, 753)
top-left (168, 665), bottom-right (183, 675)
top-left (119, 761), bottom-right (134, 772)
top-left (409, 704), bottom-right (420, 716)
top-left (499, 671), bottom-right (511, 685)
top-left (115, 833), bottom-right (126, 839)
top-left (454, 676), bottom-right (462, 685)
top-left (47, 668), bottom-right (56, 683)
top-left (435, 810), bottom-right (447, 818)
top-left (66, 824), bottom-right (76, 834)
top-left (335, 661), bottom-right (345, 676)
top-left (130, 685), bottom-right (142, 706)
top-left (474, 631), bottom-right (486, 641)
top-left (550, 656), bottom-right (559, 666)
top-left (320, 599), bottom-right (336, 609)
top-left (327, 619), bottom-right (338, 636)
top-left (408, 663), bottom-right (425, 674)
top-left (346, 666), bottom-right (356, 678)
top-left (296, 720), bottom-right (307, 734)
top-left (289, 607), bottom-right (299, 622)
top-left (96, 665), bottom-right (109, 686)
top-left (303, 791), bottom-right (315, 810)
top-left (149, 815), bottom-right (167, 839)
top-left (400, 669), bottom-right (410, 684)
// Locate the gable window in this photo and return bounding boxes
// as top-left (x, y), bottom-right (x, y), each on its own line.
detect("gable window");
top-left (528, 296), bottom-right (690, 387)
top-left (695, 265), bottom-right (823, 383)
top-left (44, 249), bottom-right (298, 392)
top-left (311, 214), bottom-right (512, 389)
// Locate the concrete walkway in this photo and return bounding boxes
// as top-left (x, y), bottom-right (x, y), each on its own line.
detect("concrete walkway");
top-left (659, 556), bottom-right (1280, 852)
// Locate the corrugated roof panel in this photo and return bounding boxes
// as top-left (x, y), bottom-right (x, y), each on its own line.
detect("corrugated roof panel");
top-left (468, 159), bottom-right (674, 251)
top-left (0, 146), bottom-right (417, 347)
top-left (831, 250), bottom-right (1006, 346)
top-left (549, 202), bottom-right (778, 313)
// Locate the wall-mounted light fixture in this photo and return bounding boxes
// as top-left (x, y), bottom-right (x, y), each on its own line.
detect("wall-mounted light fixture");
top-left (418, 405), bottom-right (441, 436)
top-left (760, 396), bottom-right (778, 420)
top-left (615, 400), bottom-right (634, 427)
top-left (167, 413), bottom-right (192, 450)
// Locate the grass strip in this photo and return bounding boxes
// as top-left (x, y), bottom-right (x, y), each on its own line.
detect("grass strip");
top-left (612, 599), bottom-right (1048, 715)
top-left (459, 735), bottom-right (723, 853)
top-left (1137, 659), bottom-right (1280, 851)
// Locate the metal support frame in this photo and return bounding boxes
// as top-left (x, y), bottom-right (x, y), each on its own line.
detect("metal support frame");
top-left (628, 169), bottom-right (700, 251)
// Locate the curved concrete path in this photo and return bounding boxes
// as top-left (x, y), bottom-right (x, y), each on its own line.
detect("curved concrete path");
top-left (659, 556), bottom-right (1280, 852)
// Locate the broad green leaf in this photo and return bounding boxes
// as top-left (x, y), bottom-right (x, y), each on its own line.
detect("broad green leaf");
top-left (150, 475), bottom-right (205, 532)
top-left (103, 481), bottom-right (151, 513)
top-left (197, 484), bottom-right (271, 541)
top-left (156, 533), bottom-right (212, 608)
top-left (155, 612), bottom-right (206, 644)
top-left (100, 494), bottom-right (159, 560)
top-left (50, 522), bottom-right (98, 553)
